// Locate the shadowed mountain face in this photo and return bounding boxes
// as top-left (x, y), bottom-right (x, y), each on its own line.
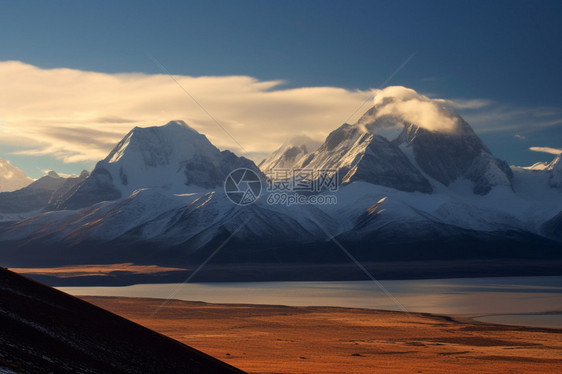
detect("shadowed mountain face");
top-left (298, 124), bottom-right (433, 193)
top-left (287, 100), bottom-right (513, 195)
top-left (0, 267), bottom-right (245, 374)
top-left (391, 120), bottom-right (513, 195)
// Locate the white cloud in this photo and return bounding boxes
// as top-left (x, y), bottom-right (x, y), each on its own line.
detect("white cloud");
top-left (435, 98), bottom-right (492, 110)
top-left (458, 105), bottom-right (562, 134)
top-left (0, 61), bottom-right (372, 163)
top-left (529, 146), bottom-right (562, 155)
top-left (368, 86), bottom-right (461, 132)
top-left (1, 61), bottom-right (561, 167)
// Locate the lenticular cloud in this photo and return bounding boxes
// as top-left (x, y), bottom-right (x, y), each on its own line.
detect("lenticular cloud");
top-left (371, 86), bottom-right (461, 133)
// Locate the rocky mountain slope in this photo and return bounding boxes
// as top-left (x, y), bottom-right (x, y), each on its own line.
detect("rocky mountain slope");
top-left (274, 87), bottom-right (512, 195)
top-left (0, 267), bottom-right (245, 373)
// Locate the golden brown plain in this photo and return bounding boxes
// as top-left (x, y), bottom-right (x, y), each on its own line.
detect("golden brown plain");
top-left (83, 296), bottom-right (562, 374)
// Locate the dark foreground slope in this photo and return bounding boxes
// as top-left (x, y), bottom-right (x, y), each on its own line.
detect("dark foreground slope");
top-left (0, 268), bottom-right (245, 374)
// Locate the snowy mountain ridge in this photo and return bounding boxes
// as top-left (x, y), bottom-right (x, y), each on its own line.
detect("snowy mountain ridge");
top-left (266, 87), bottom-right (513, 196)
top-left (55, 120), bottom-right (262, 210)
top-left (0, 87), bottom-right (560, 269)
top-left (259, 135), bottom-right (322, 172)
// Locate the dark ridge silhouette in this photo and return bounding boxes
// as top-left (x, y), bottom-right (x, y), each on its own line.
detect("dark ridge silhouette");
top-left (0, 267), bottom-right (245, 373)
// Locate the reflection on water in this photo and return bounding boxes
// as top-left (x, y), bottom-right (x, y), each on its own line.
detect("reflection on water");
top-left (58, 276), bottom-right (562, 327)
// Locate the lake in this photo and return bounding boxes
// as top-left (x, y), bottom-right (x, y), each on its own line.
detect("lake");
top-left (58, 276), bottom-right (562, 328)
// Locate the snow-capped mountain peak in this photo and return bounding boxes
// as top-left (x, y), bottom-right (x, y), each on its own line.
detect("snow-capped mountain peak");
top-left (259, 135), bottom-right (322, 172)
top-left (56, 120), bottom-right (262, 210)
top-left (272, 87), bottom-right (512, 195)
top-left (518, 154), bottom-right (561, 171)
top-left (102, 120), bottom-right (224, 191)
top-left (512, 154), bottom-right (562, 191)
top-left (106, 120), bottom-right (217, 165)
top-left (523, 161), bottom-right (550, 171)
top-left (358, 86), bottom-right (464, 141)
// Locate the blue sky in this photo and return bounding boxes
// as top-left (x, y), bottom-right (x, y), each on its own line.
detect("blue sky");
top-left (1, 0), bottom-right (561, 178)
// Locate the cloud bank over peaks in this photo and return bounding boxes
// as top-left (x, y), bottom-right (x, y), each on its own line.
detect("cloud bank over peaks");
top-left (0, 61), bottom-right (371, 165)
top-left (2, 61), bottom-right (560, 172)
top-left (367, 86), bottom-right (462, 133)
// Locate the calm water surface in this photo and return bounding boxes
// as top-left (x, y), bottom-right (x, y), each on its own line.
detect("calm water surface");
top-left (58, 276), bottom-right (562, 328)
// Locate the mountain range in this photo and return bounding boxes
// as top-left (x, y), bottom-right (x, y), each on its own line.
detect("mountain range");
top-left (0, 87), bottom-right (560, 280)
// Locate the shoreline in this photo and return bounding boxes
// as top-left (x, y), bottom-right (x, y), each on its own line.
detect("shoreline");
top-left (81, 293), bottom-right (562, 330)
top-left (82, 294), bottom-right (562, 330)
top-left (468, 312), bottom-right (562, 330)
top-left (81, 295), bottom-right (562, 374)
top-left (11, 259), bottom-right (562, 286)
top-left (55, 275), bottom-right (562, 328)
